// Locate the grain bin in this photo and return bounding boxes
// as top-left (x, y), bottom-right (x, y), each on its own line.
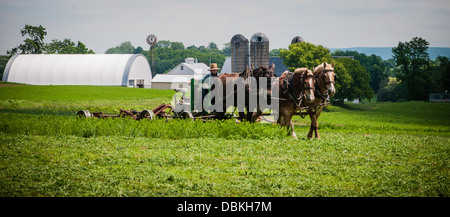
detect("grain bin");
top-left (230, 34), bottom-right (249, 73)
top-left (250, 32), bottom-right (269, 68)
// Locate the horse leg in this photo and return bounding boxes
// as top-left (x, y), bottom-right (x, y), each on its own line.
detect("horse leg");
top-left (288, 117), bottom-right (297, 139)
top-left (309, 113), bottom-right (320, 139)
top-left (314, 107), bottom-right (323, 139)
top-left (307, 111), bottom-right (315, 139)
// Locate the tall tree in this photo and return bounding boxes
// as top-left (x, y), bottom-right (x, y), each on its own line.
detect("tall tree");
top-left (392, 37), bottom-right (432, 100)
top-left (8, 25), bottom-right (47, 55)
top-left (334, 58), bottom-right (374, 104)
top-left (279, 42), bottom-right (332, 70)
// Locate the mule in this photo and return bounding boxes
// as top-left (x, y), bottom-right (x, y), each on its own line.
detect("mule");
top-left (304, 62), bottom-right (336, 139)
top-left (274, 68), bottom-right (315, 138)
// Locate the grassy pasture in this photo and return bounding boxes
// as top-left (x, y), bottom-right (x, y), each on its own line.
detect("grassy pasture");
top-left (0, 84), bottom-right (448, 196)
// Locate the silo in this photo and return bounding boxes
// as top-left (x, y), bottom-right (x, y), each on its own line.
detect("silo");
top-left (230, 34), bottom-right (249, 73)
top-left (250, 32), bottom-right (269, 68)
top-left (291, 36), bottom-right (305, 45)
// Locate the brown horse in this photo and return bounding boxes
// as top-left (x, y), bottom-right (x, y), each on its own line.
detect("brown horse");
top-left (303, 62), bottom-right (336, 139)
top-left (246, 63), bottom-right (276, 122)
top-left (212, 63), bottom-right (276, 122)
top-left (274, 68), bottom-right (315, 138)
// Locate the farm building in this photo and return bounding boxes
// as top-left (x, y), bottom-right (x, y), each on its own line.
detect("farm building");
top-left (151, 57), bottom-right (210, 89)
top-left (2, 54), bottom-right (152, 87)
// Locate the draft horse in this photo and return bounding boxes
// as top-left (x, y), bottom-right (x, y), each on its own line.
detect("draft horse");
top-left (215, 63), bottom-right (275, 122)
top-left (274, 68), bottom-right (316, 138)
top-left (304, 62), bottom-right (336, 139)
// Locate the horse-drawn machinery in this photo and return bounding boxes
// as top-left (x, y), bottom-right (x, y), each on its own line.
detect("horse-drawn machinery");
top-left (76, 62), bottom-right (336, 139)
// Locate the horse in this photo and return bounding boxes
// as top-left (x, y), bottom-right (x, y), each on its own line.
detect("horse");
top-left (303, 62), bottom-right (336, 139)
top-left (214, 63), bottom-right (276, 122)
top-left (246, 63), bottom-right (276, 123)
top-left (273, 68), bottom-right (316, 138)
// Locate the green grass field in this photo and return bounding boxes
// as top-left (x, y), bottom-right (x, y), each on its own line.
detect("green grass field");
top-left (0, 84), bottom-right (448, 196)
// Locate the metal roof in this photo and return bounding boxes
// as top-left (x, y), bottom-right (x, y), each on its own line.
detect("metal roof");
top-left (251, 32), bottom-right (269, 43)
top-left (2, 54), bottom-right (152, 86)
top-left (291, 36), bottom-right (305, 44)
top-left (231, 34), bottom-right (249, 43)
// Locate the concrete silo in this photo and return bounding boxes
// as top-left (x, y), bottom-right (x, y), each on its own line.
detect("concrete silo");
top-left (230, 34), bottom-right (249, 73)
top-left (250, 32), bottom-right (269, 68)
top-left (291, 36), bottom-right (305, 45)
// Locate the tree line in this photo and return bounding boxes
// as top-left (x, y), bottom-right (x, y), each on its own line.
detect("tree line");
top-left (105, 40), bottom-right (229, 75)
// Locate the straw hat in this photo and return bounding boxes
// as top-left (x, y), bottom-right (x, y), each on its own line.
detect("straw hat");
top-left (209, 63), bottom-right (220, 71)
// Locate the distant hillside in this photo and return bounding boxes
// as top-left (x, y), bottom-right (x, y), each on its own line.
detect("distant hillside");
top-left (329, 47), bottom-right (450, 60)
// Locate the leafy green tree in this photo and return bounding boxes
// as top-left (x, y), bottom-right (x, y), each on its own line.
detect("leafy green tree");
top-left (0, 55), bottom-right (11, 79)
top-left (279, 42), bottom-right (332, 70)
top-left (142, 40), bottom-right (226, 74)
top-left (208, 42), bottom-right (219, 50)
top-left (133, 46), bottom-right (144, 54)
top-left (105, 41), bottom-right (134, 54)
top-left (170, 42), bottom-right (185, 50)
top-left (392, 37), bottom-right (432, 100)
top-left (333, 58), bottom-right (374, 104)
top-left (331, 50), bottom-right (388, 93)
top-left (431, 56), bottom-right (450, 93)
top-left (155, 40), bottom-right (171, 48)
top-left (221, 42), bottom-right (231, 56)
top-left (8, 25), bottom-right (47, 55)
top-left (269, 48), bottom-right (286, 57)
top-left (44, 38), bottom-right (94, 54)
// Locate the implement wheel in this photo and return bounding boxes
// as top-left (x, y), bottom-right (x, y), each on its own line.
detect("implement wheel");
top-left (180, 111), bottom-right (194, 120)
top-left (139, 109), bottom-right (155, 120)
top-left (77, 110), bottom-right (92, 118)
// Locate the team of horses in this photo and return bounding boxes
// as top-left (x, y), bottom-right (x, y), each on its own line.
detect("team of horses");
top-left (213, 62), bottom-right (336, 139)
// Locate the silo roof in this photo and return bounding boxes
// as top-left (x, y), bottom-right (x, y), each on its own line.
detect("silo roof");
top-left (291, 36), bottom-right (305, 44)
top-left (251, 33), bottom-right (269, 42)
top-left (231, 34), bottom-right (249, 43)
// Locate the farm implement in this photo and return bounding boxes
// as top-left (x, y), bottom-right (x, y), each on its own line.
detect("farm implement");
top-left (76, 79), bottom-right (237, 121)
top-left (76, 77), bottom-right (328, 122)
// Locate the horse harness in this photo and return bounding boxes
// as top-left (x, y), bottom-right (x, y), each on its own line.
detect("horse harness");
top-left (280, 71), bottom-right (315, 113)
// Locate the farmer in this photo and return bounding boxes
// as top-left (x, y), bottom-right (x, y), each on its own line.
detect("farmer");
top-left (202, 63), bottom-right (220, 111)
top-left (202, 63), bottom-right (220, 87)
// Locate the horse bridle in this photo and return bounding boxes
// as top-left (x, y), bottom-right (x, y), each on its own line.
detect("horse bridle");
top-left (315, 69), bottom-right (335, 100)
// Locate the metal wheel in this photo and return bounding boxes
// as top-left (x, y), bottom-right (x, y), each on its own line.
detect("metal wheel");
top-left (77, 110), bottom-right (92, 118)
top-left (180, 111), bottom-right (194, 120)
top-left (139, 109), bottom-right (155, 120)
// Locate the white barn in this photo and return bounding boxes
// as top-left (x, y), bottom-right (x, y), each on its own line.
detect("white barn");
top-left (151, 57), bottom-right (210, 89)
top-left (2, 54), bottom-right (152, 87)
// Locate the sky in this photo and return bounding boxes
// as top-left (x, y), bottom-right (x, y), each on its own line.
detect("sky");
top-left (1, 0), bottom-right (449, 54)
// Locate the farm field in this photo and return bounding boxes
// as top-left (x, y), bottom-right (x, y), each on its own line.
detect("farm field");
top-left (0, 84), bottom-right (449, 197)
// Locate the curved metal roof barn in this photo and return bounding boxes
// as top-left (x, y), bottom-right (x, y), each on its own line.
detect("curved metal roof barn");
top-left (2, 54), bottom-right (152, 87)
